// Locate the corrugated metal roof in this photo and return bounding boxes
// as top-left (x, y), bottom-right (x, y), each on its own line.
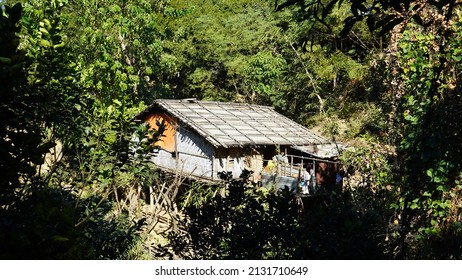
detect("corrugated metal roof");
top-left (136, 99), bottom-right (330, 148)
top-left (292, 143), bottom-right (346, 159)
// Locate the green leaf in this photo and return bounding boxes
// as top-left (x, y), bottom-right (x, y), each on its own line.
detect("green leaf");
top-left (39, 39), bottom-right (52, 48)
top-left (426, 169), bottom-right (433, 178)
top-left (52, 235), bottom-right (70, 242)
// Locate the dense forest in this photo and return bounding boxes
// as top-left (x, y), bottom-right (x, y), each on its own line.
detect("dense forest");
top-left (1, 0), bottom-right (461, 259)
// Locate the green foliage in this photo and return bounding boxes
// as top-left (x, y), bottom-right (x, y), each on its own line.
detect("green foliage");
top-left (20, 0), bottom-right (83, 144)
top-left (244, 51), bottom-right (286, 102)
top-left (302, 192), bottom-right (385, 259)
top-left (278, 0), bottom-right (462, 259)
top-left (180, 181), bottom-right (219, 208)
top-left (1, 1), bottom-right (164, 259)
top-left (276, 0), bottom-right (460, 43)
top-left (61, 0), bottom-right (169, 103)
top-left (3, 0), bottom-right (461, 260)
top-left (157, 171), bottom-right (304, 259)
top-left (157, 170), bottom-right (387, 259)
top-left (0, 2), bottom-right (39, 201)
top-left (0, 186), bottom-right (143, 259)
top-left (388, 18), bottom-right (462, 257)
top-left (160, 0), bottom-right (294, 104)
top-left (0, 2), bottom-right (76, 203)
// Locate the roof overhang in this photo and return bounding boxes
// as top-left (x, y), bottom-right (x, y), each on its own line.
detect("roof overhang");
top-left (291, 143), bottom-right (346, 159)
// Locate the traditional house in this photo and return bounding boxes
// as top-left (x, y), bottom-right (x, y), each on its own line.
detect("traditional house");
top-left (133, 99), bottom-right (343, 195)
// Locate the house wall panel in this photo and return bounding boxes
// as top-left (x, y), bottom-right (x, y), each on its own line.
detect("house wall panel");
top-left (213, 147), bottom-right (263, 180)
top-left (151, 149), bottom-right (177, 171)
top-left (146, 113), bottom-right (176, 152)
top-left (176, 127), bottom-right (214, 180)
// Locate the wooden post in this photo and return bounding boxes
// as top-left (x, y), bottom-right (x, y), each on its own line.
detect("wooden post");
top-left (290, 154), bottom-right (293, 177)
top-left (313, 159), bottom-right (316, 189)
top-left (174, 127), bottom-right (179, 172)
top-left (211, 152), bottom-right (214, 180)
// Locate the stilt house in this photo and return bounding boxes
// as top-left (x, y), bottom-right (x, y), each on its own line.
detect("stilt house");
top-left (134, 99), bottom-right (344, 195)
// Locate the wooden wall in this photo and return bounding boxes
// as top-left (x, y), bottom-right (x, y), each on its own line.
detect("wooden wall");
top-left (145, 113), bottom-right (176, 152)
top-left (145, 113), bottom-right (268, 181)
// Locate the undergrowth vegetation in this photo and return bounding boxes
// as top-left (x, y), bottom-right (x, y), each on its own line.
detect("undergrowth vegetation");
top-left (1, 0), bottom-right (461, 259)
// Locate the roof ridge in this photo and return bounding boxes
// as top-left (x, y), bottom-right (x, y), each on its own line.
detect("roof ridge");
top-left (156, 98), bottom-right (273, 109)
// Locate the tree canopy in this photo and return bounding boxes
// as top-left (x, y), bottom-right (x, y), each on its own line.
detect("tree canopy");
top-left (1, 0), bottom-right (461, 259)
